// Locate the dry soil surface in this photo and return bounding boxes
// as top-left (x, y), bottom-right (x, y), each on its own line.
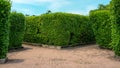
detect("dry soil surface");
top-left (0, 44), bottom-right (120, 68)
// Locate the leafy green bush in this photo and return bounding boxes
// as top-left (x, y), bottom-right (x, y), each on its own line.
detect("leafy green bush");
top-left (111, 0), bottom-right (120, 56)
top-left (89, 10), bottom-right (112, 49)
top-left (25, 12), bottom-right (95, 46)
top-left (9, 12), bottom-right (25, 49)
top-left (24, 16), bottom-right (41, 43)
top-left (0, 0), bottom-right (11, 59)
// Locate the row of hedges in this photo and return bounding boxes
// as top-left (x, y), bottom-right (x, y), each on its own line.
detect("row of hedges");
top-left (0, 0), bottom-right (11, 59)
top-left (111, 0), bottom-right (120, 56)
top-left (89, 0), bottom-right (120, 56)
top-left (0, 0), bottom-right (25, 59)
top-left (1, 0), bottom-right (120, 60)
top-left (89, 10), bottom-right (112, 49)
top-left (9, 12), bottom-right (25, 49)
top-left (24, 12), bottom-right (95, 46)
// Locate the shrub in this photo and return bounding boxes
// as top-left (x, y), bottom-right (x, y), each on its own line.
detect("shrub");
top-left (89, 10), bottom-right (112, 49)
top-left (111, 0), bottom-right (120, 56)
top-left (9, 12), bottom-right (25, 49)
top-left (40, 13), bottom-right (94, 46)
top-left (24, 16), bottom-right (41, 43)
top-left (0, 0), bottom-right (11, 59)
top-left (24, 12), bottom-right (94, 46)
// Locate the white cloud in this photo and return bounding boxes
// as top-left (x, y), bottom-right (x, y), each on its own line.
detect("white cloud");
top-left (11, 0), bottom-right (57, 4)
top-left (48, 1), bottom-right (70, 11)
top-left (86, 6), bottom-right (97, 12)
top-left (11, 0), bottom-right (71, 12)
top-left (67, 11), bottom-right (87, 15)
top-left (11, 0), bottom-right (97, 15)
top-left (67, 5), bottom-right (97, 15)
top-left (12, 8), bottom-right (34, 15)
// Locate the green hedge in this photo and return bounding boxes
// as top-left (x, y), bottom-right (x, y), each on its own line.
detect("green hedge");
top-left (9, 12), bottom-right (25, 49)
top-left (0, 0), bottom-right (11, 59)
top-left (111, 0), bottom-right (120, 56)
top-left (89, 10), bottom-right (112, 49)
top-left (24, 12), bottom-right (95, 46)
top-left (24, 16), bottom-right (41, 43)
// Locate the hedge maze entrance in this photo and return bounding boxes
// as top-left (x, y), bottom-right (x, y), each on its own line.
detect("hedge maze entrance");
top-left (0, 0), bottom-right (120, 66)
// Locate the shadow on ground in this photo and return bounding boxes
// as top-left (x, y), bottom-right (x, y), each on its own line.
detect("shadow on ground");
top-left (5, 59), bottom-right (24, 64)
top-left (62, 43), bottom-right (97, 50)
top-left (9, 47), bottom-right (33, 53)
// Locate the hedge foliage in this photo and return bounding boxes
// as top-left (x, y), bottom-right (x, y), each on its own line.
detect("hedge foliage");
top-left (24, 12), bottom-right (95, 46)
top-left (9, 12), bottom-right (25, 49)
top-left (90, 10), bottom-right (112, 49)
top-left (24, 16), bottom-right (41, 43)
top-left (0, 0), bottom-right (11, 59)
top-left (111, 0), bottom-right (120, 56)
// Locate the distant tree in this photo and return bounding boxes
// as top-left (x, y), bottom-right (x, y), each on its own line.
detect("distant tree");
top-left (98, 4), bottom-right (110, 10)
top-left (98, 4), bottom-right (106, 10)
top-left (32, 15), bottom-right (36, 16)
top-left (25, 14), bottom-right (29, 16)
top-left (46, 10), bottom-right (52, 14)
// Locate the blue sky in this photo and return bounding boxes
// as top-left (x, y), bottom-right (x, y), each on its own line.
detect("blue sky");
top-left (11, 0), bottom-right (111, 15)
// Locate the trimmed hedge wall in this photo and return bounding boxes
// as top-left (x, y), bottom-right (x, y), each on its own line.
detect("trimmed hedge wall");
top-left (24, 12), bottom-right (95, 46)
top-left (0, 0), bottom-right (11, 59)
top-left (9, 12), bottom-right (25, 49)
top-left (24, 16), bottom-right (41, 43)
top-left (90, 10), bottom-right (112, 49)
top-left (111, 0), bottom-right (120, 56)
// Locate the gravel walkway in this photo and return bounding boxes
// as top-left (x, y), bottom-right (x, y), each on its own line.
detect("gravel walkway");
top-left (0, 44), bottom-right (120, 68)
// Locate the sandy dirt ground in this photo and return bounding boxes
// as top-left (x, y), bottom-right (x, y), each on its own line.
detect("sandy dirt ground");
top-left (0, 44), bottom-right (120, 68)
